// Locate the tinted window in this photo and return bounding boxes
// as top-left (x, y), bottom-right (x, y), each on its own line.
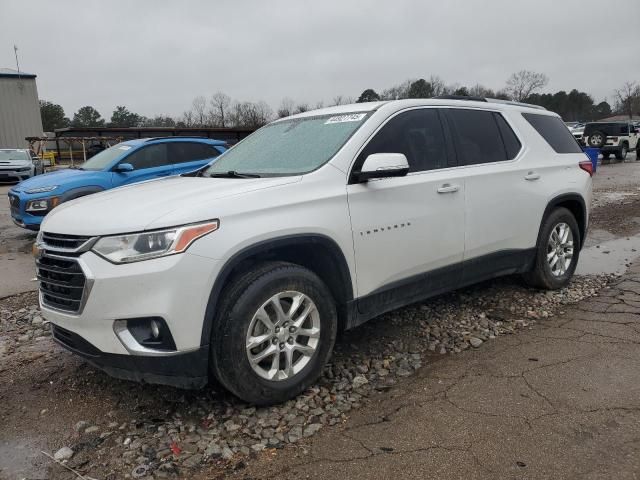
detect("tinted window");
top-left (523, 113), bottom-right (582, 153)
top-left (356, 109), bottom-right (448, 173)
top-left (447, 109), bottom-right (509, 165)
top-left (494, 114), bottom-right (522, 159)
top-left (169, 142), bottom-right (220, 164)
top-left (124, 144), bottom-right (169, 170)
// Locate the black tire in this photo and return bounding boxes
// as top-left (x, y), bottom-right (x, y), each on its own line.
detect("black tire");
top-left (615, 143), bottom-right (628, 161)
top-left (210, 261), bottom-right (337, 405)
top-left (588, 130), bottom-right (606, 148)
top-left (523, 207), bottom-right (580, 290)
top-left (636, 147), bottom-right (640, 161)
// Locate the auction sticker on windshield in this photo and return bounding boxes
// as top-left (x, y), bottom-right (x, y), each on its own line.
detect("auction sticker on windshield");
top-left (325, 113), bottom-right (367, 124)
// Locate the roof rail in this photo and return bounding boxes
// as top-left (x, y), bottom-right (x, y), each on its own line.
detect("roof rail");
top-left (144, 136), bottom-right (214, 142)
top-left (434, 95), bottom-right (487, 102)
top-left (434, 95), bottom-right (546, 110)
top-left (484, 98), bottom-right (546, 110)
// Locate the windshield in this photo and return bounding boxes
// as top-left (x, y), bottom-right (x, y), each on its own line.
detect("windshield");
top-left (203, 112), bottom-right (370, 177)
top-left (0, 150), bottom-right (29, 161)
top-left (80, 143), bottom-right (133, 170)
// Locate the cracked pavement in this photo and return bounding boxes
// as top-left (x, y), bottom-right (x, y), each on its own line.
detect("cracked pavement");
top-left (236, 267), bottom-right (640, 480)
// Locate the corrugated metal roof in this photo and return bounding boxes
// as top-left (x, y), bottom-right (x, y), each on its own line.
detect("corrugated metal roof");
top-left (0, 67), bottom-right (37, 78)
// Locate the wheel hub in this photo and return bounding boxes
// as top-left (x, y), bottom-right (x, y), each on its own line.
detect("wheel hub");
top-left (245, 291), bottom-right (321, 381)
top-left (547, 222), bottom-right (574, 277)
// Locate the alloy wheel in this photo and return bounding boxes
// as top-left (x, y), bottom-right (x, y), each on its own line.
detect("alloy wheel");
top-left (245, 291), bottom-right (320, 381)
top-left (547, 222), bottom-right (574, 277)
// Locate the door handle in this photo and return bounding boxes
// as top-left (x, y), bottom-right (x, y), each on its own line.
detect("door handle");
top-left (437, 183), bottom-right (459, 194)
top-left (524, 171), bottom-right (540, 181)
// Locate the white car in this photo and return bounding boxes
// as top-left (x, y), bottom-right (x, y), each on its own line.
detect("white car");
top-left (0, 149), bottom-right (43, 182)
top-left (36, 98), bottom-right (593, 404)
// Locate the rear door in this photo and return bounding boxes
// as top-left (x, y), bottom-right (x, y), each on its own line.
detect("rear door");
top-left (113, 143), bottom-right (174, 186)
top-left (168, 142), bottom-right (223, 174)
top-left (347, 108), bottom-right (465, 314)
top-left (443, 108), bottom-right (535, 284)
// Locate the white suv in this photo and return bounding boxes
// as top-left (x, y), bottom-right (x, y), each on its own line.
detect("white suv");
top-left (36, 99), bottom-right (593, 404)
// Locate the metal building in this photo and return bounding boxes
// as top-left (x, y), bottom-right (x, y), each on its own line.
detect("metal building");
top-left (0, 68), bottom-right (43, 148)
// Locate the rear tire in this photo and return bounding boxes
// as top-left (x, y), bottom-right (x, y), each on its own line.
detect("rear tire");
top-left (210, 261), bottom-right (337, 405)
top-left (523, 207), bottom-right (580, 290)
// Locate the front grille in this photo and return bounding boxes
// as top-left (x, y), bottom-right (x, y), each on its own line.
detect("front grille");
top-left (52, 324), bottom-right (101, 356)
top-left (42, 232), bottom-right (93, 251)
top-left (37, 254), bottom-right (87, 313)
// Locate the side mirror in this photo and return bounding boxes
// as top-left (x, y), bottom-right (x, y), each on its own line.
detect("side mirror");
top-left (114, 163), bottom-right (134, 173)
top-left (354, 153), bottom-right (409, 182)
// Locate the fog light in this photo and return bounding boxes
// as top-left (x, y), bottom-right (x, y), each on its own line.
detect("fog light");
top-left (113, 317), bottom-right (176, 353)
top-left (150, 319), bottom-right (161, 339)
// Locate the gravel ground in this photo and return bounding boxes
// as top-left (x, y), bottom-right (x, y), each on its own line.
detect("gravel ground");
top-left (0, 273), bottom-right (613, 479)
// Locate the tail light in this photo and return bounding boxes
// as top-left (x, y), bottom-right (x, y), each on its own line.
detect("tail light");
top-left (579, 160), bottom-right (594, 176)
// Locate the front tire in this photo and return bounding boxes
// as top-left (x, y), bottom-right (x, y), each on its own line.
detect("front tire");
top-left (523, 207), bottom-right (580, 290)
top-left (615, 144), bottom-right (628, 161)
top-left (211, 261), bottom-right (337, 405)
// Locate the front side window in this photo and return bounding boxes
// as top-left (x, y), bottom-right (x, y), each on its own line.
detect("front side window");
top-left (203, 113), bottom-right (369, 177)
top-left (123, 144), bottom-right (169, 170)
top-left (355, 109), bottom-right (448, 173)
top-left (447, 109), bottom-right (512, 165)
top-left (523, 113), bottom-right (583, 154)
top-left (80, 144), bottom-right (131, 171)
top-left (169, 142), bottom-right (221, 164)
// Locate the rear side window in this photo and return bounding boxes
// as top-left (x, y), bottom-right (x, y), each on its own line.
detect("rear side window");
top-left (446, 109), bottom-right (513, 165)
top-left (522, 113), bottom-right (582, 153)
top-left (356, 108), bottom-right (449, 173)
top-left (494, 114), bottom-right (522, 159)
top-left (169, 142), bottom-right (221, 164)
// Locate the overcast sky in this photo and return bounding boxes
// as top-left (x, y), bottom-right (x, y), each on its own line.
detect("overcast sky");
top-left (1, 0), bottom-right (638, 119)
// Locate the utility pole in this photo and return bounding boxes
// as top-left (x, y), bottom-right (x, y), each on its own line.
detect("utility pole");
top-left (14, 44), bottom-right (21, 79)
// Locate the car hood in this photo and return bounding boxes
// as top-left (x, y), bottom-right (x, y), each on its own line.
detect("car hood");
top-left (11, 168), bottom-right (95, 192)
top-left (41, 175), bottom-right (302, 235)
top-left (0, 159), bottom-right (30, 168)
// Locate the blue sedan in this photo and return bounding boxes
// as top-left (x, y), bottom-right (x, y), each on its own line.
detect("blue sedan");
top-left (8, 137), bottom-right (226, 230)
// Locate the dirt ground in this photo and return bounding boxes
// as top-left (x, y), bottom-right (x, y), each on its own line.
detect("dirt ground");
top-left (1, 160), bottom-right (640, 479)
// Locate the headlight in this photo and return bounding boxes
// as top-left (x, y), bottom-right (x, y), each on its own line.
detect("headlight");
top-left (18, 166), bottom-right (32, 172)
top-left (92, 220), bottom-right (219, 264)
top-left (26, 197), bottom-right (60, 212)
top-left (25, 185), bottom-right (58, 194)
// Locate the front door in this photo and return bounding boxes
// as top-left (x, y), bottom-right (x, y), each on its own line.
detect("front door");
top-left (114, 143), bottom-right (175, 186)
top-left (346, 108), bottom-right (465, 315)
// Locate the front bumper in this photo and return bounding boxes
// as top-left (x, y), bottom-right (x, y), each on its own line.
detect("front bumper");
top-left (52, 323), bottom-right (209, 388)
top-left (7, 190), bottom-right (46, 230)
top-left (0, 168), bottom-right (32, 182)
top-left (40, 250), bottom-right (222, 386)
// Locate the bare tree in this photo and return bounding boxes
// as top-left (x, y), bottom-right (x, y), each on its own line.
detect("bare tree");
top-left (277, 97), bottom-right (295, 118)
top-left (332, 95), bottom-right (347, 106)
top-left (179, 109), bottom-right (195, 127)
top-left (294, 103), bottom-right (309, 114)
top-left (191, 95), bottom-right (208, 126)
top-left (315, 100), bottom-right (325, 109)
top-left (428, 75), bottom-right (447, 97)
top-left (229, 101), bottom-right (273, 128)
top-left (209, 92), bottom-right (231, 127)
top-left (505, 70), bottom-right (549, 102)
top-left (380, 79), bottom-right (413, 100)
top-left (614, 81), bottom-right (640, 119)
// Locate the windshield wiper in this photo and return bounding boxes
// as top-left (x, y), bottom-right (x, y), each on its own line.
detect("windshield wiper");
top-left (208, 170), bottom-right (261, 179)
top-left (68, 165), bottom-right (84, 170)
